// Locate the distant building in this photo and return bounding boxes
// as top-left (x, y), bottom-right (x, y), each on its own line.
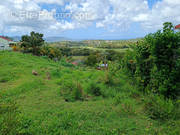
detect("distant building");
top-left (175, 24), bottom-right (180, 30)
top-left (97, 63), bottom-right (108, 70)
top-left (0, 36), bottom-right (13, 50)
top-left (71, 62), bottom-right (78, 66)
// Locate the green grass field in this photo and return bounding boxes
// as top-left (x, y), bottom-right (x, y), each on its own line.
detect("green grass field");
top-left (0, 51), bottom-right (179, 135)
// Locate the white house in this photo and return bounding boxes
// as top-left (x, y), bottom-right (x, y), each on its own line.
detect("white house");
top-left (0, 36), bottom-right (12, 50)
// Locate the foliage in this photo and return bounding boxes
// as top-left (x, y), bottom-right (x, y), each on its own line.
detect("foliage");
top-left (40, 46), bottom-right (62, 60)
top-left (123, 22), bottom-right (180, 99)
top-left (85, 54), bottom-right (98, 66)
top-left (121, 49), bottom-right (136, 76)
top-left (1, 48), bottom-right (180, 135)
top-left (60, 81), bottom-right (84, 102)
top-left (0, 102), bottom-right (20, 135)
top-left (48, 39), bottom-right (138, 49)
top-left (59, 47), bottom-right (92, 56)
top-left (106, 50), bottom-right (125, 61)
top-left (144, 94), bottom-right (176, 120)
top-left (21, 31), bottom-right (44, 55)
top-left (149, 22), bottom-right (180, 98)
top-left (87, 81), bottom-right (102, 96)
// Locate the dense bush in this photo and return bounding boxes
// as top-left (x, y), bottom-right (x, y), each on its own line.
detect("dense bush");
top-left (121, 49), bottom-right (136, 76)
top-left (0, 103), bottom-right (20, 135)
top-left (144, 94), bottom-right (176, 120)
top-left (123, 22), bottom-right (180, 99)
top-left (106, 50), bottom-right (125, 61)
top-left (60, 81), bottom-right (84, 102)
top-left (59, 47), bottom-right (93, 56)
top-left (85, 54), bottom-right (99, 66)
top-left (99, 62), bottom-right (120, 86)
top-left (87, 81), bottom-right (102, 96)
top-left (40, 46), bottom-right (62, 61)
top-left (21, 31), bottom-right (44, 55)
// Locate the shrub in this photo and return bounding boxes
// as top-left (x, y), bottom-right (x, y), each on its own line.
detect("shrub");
top-left (72, 82), bottom-right (84, 101)
top-left (148, 23), bottom-right (180, 98)
top-left (60, 81), bottom-right (84, 102)
top-left (21, 31), bottom-right (44, 55)
top-left (121, 49), bottom-right (136, 76)
top-left (106, 50), bottom-right (124, 61)
top-left (113, 93), bottom-right (136, 115)
top-left (104, 71), bottom-right (114, 85)
top-left (144, 94), bottom-right (175, 120)
top-left (12, 45), bottom-right (17, 51)
top-left (0, 102), bottom-right (20, 135)
top-left (113, 93), bottom-right (130, 105)
top-left (87, 81), bottom-right (102, 96)
top-left (40, 46), bottom-right (62, 61)
top-left (85, 54), bottom-right (98, 66)
top-left (99, 62), bottom-right (119, 86)
top-left (124, 22), bottom-right (180, 99)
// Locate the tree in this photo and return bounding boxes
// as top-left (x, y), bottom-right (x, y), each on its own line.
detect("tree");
top-left (21, 31), bottom-right (44, 55)
top-left (128, 22), bottom-right (180, 99)
top-left (85, 54), bottom-right (98, 66)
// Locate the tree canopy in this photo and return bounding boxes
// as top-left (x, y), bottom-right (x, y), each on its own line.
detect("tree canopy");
top-left (21, 31), bottom-right (44, 55)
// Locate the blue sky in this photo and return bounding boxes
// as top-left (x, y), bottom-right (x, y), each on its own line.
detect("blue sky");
top-left (39, 0), bottom-right (159, 39)
top-left (0, 0), bottom-right (179, 40)
top-left (36, 0), bottom-right (158, 40)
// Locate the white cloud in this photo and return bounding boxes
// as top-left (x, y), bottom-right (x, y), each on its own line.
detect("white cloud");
top-left (0, 0), bottom-right (180, 36)
top-left (35, 0), bottom-right (64, 5)
top-left (136, 0), bottom-right (180, 29)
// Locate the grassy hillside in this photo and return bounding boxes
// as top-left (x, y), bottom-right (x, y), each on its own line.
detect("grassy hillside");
top-left (0, 51), bottom-right (179, 135)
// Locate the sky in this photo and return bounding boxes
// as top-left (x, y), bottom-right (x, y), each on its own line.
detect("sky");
top-left (0, 0), bottom-right (180, 40)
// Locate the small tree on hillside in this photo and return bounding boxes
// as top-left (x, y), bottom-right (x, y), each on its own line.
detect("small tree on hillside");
top-left (21, 31), bottom-right (44, 55)
top-left (128, 22), bottom-right (180, 99)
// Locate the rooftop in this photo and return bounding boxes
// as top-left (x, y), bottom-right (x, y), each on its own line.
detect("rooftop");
top-left (0, 36), bottom-right (12, 42)
top-left (175, 24), bottom-right (180, 29)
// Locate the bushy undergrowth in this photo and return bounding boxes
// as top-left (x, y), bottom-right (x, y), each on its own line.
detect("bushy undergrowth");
top-left (60, 81), bottom-right (84, 102)
top-left (0, 102), bottom-right (20, 135)
top-left (144, 94), bottom-right (175, 120)
top-left (40, 46), bottom-right (62, 60)
top-left (87, 81), bottom-right (102, 96)
top-left (122, 22), bottom-right (180, 99)
top-left (0, 51), bottom-right (180, 134)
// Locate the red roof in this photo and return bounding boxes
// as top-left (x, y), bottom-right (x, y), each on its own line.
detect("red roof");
top-left (0, 36), bottom-right (12, 42)
top-left (175, 24), bottom-right (180, 29)
top-left (71, 62), bottom-right (78, 65)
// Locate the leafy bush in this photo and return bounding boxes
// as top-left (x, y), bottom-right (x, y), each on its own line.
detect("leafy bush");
top-left (72, 82), bottom-right (84, 101)
top-left (59, 59), bottom-right (75, 67)
top-left (99, 62), bottom-right (119, 86)
top-left (106, 50), bottom-right (125, 61)
top-left (121, 49), bottom-right (136, 76)
top-left (21, 31), bottom-right (44, 55)
top-left (99, 71), bottom-right (114, 86)
top-left (144, 94), bottom-right (176, 120)
top-left (123, 22), bottom-right (180, 99)
top-left (113, 93), bottom-right (136, 115)
top-left (85, 54), bottom-right (98, 66)
top-left (0, 103), bottom-right (20, 135)
top-left (87, 81), bottom-right (102, 96)
top-left (113, 93), bottom-right (130, 105)
top-left (40, 46), bottom-right (62, 61)
top-left (59, 47), bottom-right (92, 56)
top-left (60, 81), bottom-right (84, 102)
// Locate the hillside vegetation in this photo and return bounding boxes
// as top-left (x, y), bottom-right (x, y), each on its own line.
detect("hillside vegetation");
top-left (0, 51), bottom-right (180, 135)
top-left (0, 22), bottom-right (180, 135)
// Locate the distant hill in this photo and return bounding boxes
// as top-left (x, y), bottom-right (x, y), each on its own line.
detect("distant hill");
top-left (44, 37), bottom-right (71, 42)
top-left (11, 36), bottom-right (21, 42)
top-left (10, 36), bottom-right (143, 43)
top-left (10, 36), bottom-right (71, 42)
